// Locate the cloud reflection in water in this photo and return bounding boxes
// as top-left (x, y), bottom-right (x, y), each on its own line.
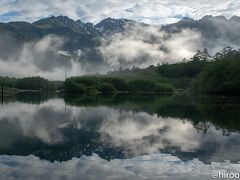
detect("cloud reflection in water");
top-left (0, 98), bottom-right (240, 163)
top-left (0, 153), bottom-right (240, 180)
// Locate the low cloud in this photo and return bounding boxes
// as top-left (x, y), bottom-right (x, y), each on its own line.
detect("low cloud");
top-left (199, 16), bottom-right (240, 54)
top-left (98, 23), bottom-right (201, 69)
top-left (0, 34), bottom-right (83, 80)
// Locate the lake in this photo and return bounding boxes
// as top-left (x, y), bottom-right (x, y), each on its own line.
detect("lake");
top-left (0, 94), bottom-right (240, 179)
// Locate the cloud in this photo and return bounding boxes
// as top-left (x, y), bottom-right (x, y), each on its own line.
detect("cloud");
top-left (198, 16), bottom-right (240, 53)
top-left (0, 0), bottom-right (239, 24)
top-left (0, 99), bottom-right (69, 145)
top-left (0, 34), bottom-right (85, 80)
top-left (98, 23), bottom-right (201, 68)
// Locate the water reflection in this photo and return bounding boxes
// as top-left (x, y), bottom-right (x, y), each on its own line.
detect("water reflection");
top-left (0, 94), bottom-right (240, 164)
top-left (1, 153), bottom-right (240, 180)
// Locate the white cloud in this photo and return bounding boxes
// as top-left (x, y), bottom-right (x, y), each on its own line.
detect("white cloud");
top-left (0, 34), bottom-right (86, 80)
top-left (98, 23), bottom-right (201, 68)
top-left (0, 0), bottom-right (239, 24)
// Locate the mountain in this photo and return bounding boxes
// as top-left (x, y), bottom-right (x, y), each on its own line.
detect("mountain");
top-left (0, 21), bottom-right (42, 40)
top-left (0, 16), bottom-right (103, 54)
top-left (1, 15), bottom-right (239, 42)
top-left (0, 16), bottom-right (134, 42)
top-left (0, 16), bottom-right (141, 53)
top-left (163, 15), bottom-right (240, 48)
top-left (230, 15), bottom-right (240, 22)
top-left (33, 16), bottom-right (100, 36)
top-left (0, 15), bottom-right (240, 61)
top-left (94, 18), bottom-right (132, 34)
top-left (76, 20), bottom-right (100, 35)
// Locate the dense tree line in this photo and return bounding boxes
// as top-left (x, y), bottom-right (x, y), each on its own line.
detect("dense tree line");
top-left (0, 76), bottom-right (55, 93)
top-left (0, 76), bottom-right (17, 88)
top-left (17, 77), bottom-right (55, 91)
top-left (157, 58), bottom-right (207, 78)
top-left (157, 49), bottom-right (212, 78)
top-left (64, 76), bottom-right (174, 95)
top-left (192, 47), bottom-right (240, 95)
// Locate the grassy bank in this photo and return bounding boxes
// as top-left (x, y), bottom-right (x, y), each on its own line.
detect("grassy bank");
top-left (0, 88), bottom-right (17, 96)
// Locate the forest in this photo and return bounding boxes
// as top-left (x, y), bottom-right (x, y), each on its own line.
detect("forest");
top-left (64, 76), bottom-right (174, 95)
top-left (0, 76), bottom-right (55, 96)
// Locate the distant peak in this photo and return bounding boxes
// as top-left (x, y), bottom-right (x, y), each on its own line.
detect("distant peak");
top-left (100, 17), bottom-right (119, 23)
top-left (200, 15), bottom-right (227, 21)
top-left (33, 15), bottom-right (74, 24)
top-left (98, 17), bottom-right (131, 23)
top-left (230, 15), bottom-right (240, 22)
top-left (215, 15), bottom-right (227, 21)
top-left (32, 15), bottom-right (100, 35)
top-left (179, 17), bottom-right (194, 22)
top-left (201, 15), bottom-right (213, 20)
top-left (85, 22), bottom-right (94, 27)
top-left (94, 17), bottom-right (131, 34)
top-left (51, 15), bottom-right (69, 19)
top-left (75, 19), bottom-right (84, 24)
top-left (105, 17), bottom-right (114, 20)
top-left (182, 17), bottom-right (193, 20)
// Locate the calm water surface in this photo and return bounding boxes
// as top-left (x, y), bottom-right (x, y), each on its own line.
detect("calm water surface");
top-left (0, 94), bottom-right (240, 179)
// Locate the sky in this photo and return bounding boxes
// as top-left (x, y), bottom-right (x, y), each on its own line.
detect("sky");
top-left (0, 0), bottom-right (240, 25)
